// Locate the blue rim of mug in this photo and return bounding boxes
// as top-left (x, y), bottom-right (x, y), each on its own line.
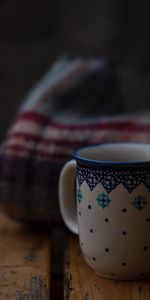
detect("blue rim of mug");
top-left (72, 142), bottom-right (150, 168)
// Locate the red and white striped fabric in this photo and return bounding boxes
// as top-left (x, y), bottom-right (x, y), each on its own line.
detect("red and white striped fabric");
top-left (0, 55), bottom-right (150, 226)
top-left (3, 112), bottom-right (150, 162)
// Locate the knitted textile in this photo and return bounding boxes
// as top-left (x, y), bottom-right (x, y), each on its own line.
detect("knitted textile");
top-left (0, 55), bottom-right (150, 226)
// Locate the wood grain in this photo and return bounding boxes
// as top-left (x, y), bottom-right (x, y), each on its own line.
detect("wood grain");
top-left (0, 213), bottom-right (50, 299)
top-left (65, 234), bottom-right (150, 300)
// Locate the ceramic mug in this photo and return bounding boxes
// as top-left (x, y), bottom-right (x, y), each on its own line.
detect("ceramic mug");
top-left (59, 143), bottom-right (150, 280)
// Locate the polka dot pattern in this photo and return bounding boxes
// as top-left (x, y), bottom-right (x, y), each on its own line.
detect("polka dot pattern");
top-left (122, 231), bottom-right (127, 235)
top-left (77, 165), bottom-right (150, 279)
top-left (105, 248), bottom-right (109, 252)
top-left (79, 202), bottom-right (150, 277)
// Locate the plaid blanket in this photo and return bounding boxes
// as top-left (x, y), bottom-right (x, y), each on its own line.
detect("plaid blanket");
top-left (0, 55), bottom-right (150, 226)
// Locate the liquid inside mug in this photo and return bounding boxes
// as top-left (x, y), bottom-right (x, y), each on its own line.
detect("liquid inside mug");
top-left (59, 143), bottom-right (150, 280)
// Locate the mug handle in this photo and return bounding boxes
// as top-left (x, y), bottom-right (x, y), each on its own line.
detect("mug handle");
top-left (59, 160), bottom-right (78, 234)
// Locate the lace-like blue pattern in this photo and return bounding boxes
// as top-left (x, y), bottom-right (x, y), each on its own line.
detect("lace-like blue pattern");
top-left (77, 165), bottom-right (150, 193)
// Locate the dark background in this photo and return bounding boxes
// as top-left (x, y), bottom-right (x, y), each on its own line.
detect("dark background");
top-left (0, 0), bottom-right (150, 141)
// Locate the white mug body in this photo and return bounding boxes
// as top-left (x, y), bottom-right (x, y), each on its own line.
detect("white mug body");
top-left (59, 143), bottom-right (150, 279)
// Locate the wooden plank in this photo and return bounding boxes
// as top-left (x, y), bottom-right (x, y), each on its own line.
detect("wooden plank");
top-left (65, 234), bottom-right (150, 300)
top-left (0, 213), bottom-right (50, 299)
top-left (50, 228), bottom-right (66, 300)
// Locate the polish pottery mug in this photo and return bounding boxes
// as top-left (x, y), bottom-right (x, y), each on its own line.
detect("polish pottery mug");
top-left (59, 143), bottom-right (150, 280)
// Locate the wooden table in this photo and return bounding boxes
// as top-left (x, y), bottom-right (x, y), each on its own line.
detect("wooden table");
top-left (0, 214), bottom-right (150, 300)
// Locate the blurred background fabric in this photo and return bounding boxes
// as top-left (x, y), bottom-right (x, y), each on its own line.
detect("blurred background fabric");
top-left (2, 55), bottom-right (150, 225)
top-left (0, 0), bottom-right (150, 141)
